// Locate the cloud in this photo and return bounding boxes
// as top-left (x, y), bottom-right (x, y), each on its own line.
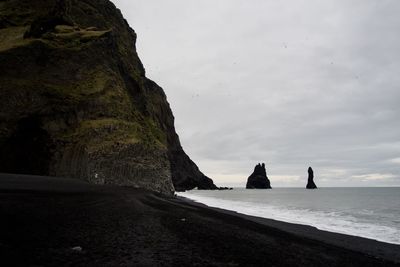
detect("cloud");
top-left (389, 158), bottom-right (400, 164)
top-left (112, 0), bottom-right (400, 187)
top-left (352, 173), bottom-right (396, 181)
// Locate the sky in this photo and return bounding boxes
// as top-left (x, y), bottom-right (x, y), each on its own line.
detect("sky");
top-left (111, 0), bottom-right (400, 187)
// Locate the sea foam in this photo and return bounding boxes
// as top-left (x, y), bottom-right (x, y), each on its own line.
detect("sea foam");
top-left (179, 188), bottom-right (400, 245)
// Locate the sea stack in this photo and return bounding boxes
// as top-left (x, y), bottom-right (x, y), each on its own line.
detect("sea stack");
top-left (306, 167), bottom-right (317, 189)
top-left (246, 163), bottom-right (272, 189)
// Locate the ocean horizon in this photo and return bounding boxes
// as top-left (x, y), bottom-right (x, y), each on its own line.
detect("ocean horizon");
top-left (179, 187), bottom-right (400, 245)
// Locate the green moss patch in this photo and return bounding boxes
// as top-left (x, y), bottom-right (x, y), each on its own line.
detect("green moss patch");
top-left (0, 26), bottom-right (32, 51)
top-left (59, 119), bottom-right (138, 151)
top-left (60, 117), bottom-right (167, 153)
top-left (42, 26), bottom-right (111, 48)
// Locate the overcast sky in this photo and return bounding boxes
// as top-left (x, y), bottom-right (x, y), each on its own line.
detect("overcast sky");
top-left (112, 0), bottom-right (400, 187)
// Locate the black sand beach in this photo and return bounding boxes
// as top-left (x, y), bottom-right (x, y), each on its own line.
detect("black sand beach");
top-left (0, 173), bottom-right (399, 266)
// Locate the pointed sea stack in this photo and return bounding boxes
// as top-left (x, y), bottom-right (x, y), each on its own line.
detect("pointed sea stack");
top-left (246, 163), bottom-right (272, 189)
top-left (306, 167), bottom-right (317, 189)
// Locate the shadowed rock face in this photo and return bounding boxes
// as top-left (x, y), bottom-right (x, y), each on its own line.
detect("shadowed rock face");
top-left (0, 0), bottom-right (216, 194)
top-left (306, 167), bottom-right (317, 189)
top-left (246, 163), bottom-right (272, 189)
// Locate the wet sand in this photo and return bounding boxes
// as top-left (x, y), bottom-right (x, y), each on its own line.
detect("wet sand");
top-left (0, 173), bottom-right (399, 266)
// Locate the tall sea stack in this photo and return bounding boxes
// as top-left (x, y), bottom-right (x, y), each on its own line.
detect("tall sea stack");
top-left (306, 167), bottom-right (317, 189)
top-left (246, 163), bottom-right (272, 189)
top-left (0, 0), bottom-right (217, 194)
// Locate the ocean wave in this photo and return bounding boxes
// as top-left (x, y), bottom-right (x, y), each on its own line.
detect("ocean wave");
top-left (178, 192), bottom-right (400, 245)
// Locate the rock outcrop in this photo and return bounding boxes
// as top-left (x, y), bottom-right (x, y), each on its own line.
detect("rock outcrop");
top-left (0, 0), bottom-right (217, 194)
top-left (306, 167), bottom-right (317, 189)
top-left (246, 163), bottom-right (272, 189)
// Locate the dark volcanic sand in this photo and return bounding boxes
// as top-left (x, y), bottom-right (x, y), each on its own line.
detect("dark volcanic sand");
top-left (0, 174), bottom-right (399, 267)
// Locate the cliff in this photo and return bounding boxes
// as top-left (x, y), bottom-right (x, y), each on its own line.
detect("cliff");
top-left (0, 0), bottom-right (217, 194)
top-left (246, 163), bottom-right (272, 189)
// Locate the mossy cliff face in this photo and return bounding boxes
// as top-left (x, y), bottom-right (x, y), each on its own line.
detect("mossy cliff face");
top-left (0, 0), bottom-right (216, 194)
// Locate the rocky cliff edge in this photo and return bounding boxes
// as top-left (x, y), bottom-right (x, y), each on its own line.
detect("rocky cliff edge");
top-left (0, 0), bottom-right (217, 194)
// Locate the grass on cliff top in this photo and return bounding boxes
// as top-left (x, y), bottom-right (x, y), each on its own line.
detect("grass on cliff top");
top-left (0, 24), bottom-right (110, 52)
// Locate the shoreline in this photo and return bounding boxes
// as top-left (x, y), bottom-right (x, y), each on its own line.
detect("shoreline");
top-left (176, 195), bottom-right (400, 263)
top-left (178, 190), bottom-right (400, 246)
top-left (0, 173), bottom-right (399, 266)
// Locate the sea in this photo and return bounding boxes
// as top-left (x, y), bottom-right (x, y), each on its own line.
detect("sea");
top-left (178, 188), bottom-right (400, 245)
